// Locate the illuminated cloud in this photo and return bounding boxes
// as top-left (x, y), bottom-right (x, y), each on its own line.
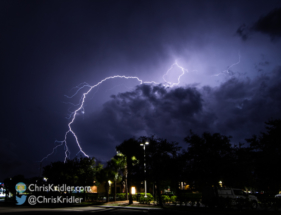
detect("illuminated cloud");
top-left (78, 66), bottom-right (281, 155)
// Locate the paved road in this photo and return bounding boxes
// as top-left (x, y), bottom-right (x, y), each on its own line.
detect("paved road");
top-left (0, 206), bottom-right (168, 215)
top-left (2, 203), bottom-right (278, 214)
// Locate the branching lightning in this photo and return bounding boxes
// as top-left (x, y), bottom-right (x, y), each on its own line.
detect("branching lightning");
top-left (40, 62), bottom-right (188, 163)
top-left (214, 53), bottom-right (241, 76)
top-left (40, 75), bottom-right (162, 162)
top-left (162, 61), bottom-right (187, 87)
top-left (64, 82), bottom-right (92, 98)
top-left (41, 56), bottom-right (239, 163)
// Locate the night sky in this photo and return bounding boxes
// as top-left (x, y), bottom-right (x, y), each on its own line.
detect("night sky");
top-left (1, 0), bottom-right (281, 181)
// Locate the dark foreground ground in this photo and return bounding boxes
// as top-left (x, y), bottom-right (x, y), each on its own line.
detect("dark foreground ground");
top-left (1, 200), bottom-right (281, 215)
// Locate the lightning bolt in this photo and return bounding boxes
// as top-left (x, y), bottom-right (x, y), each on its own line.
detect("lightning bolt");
top-left (40, 63), bottom-right (188, 163)
top-left (214, 53), bottom-right (241, 77)
top-left (65, 82), bottom-right (92, 98)
top-left (162, 61), bottom-right (188, 87)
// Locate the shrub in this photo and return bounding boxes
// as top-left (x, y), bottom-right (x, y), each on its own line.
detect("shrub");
top-left (86, 193), bottom-right (99, 201)
top-left (161, 195), bottom-right (170, 204)
top-left (138, 193), bottom-right (153, 204)
top-left (170, 195), bottom-right (177, 205)
top-left (177, 192), bottom-right (201, 206)
top-left (116, 193), bottom-right (126, 200)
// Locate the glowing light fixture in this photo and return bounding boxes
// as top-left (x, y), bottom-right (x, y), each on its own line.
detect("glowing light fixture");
top-left (131, 186), bottom-right (136, 194)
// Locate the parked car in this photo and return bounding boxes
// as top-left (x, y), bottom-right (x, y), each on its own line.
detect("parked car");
top-left (275, 194), bottom-right (281, 198)
top-left (202, 187), bottom-right (259, 209)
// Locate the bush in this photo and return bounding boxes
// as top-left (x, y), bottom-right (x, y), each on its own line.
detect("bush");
top-left (86, 193), bottom-right (99, 201)
top-left (170, 195), bottom-right (177, 205)
top-left (72, 192), bottom-right (99, 202)
top-left (161, 195), bottom-right (170, 204)
top-left (178, 192), bottom-right (201, 206)
top-left (115, 193), bottom-right (154, 204)
top-left (116, 193), bottom-right (126, 200)
top-left (132, 194), bottom-right (137, 201)
top-left (138, 193), bottom-right (154, 204)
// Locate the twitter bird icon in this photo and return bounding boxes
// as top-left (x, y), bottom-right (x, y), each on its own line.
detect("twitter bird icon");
top-left (16, 195), bottom-right (27, 205)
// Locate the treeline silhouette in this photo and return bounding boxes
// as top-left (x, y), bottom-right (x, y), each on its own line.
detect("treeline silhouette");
top-left (4, 119), bottom-right (281, 206)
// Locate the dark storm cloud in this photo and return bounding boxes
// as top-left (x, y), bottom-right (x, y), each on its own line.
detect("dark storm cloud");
top-left (237, 7), bottom-right (281, 40)
top-left (79, 66), bottom-right (281, 151)
top-left (202, 67), bottom-right (281, 141)
top-left (102, 84), bottom-right (203, 133)
top-left (236, 24), bottom-right (250, 41)
top-left (74, 84), bottom-right (206, 158)
top-left (253, 7), bottom-right (281, 39)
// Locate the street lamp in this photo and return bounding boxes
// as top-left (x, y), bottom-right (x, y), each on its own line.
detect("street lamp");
top-left (140, 141), bottom-right (149, 197)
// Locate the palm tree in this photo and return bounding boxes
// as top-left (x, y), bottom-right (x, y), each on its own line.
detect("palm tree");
top-left (116, 138), bottom-right (140, 204)
top-left (107, 156), bottom-right (125, 201)
top-left (115, 153), bottom-right (129, 200)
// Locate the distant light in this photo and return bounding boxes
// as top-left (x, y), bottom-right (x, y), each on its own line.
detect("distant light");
top-left (131, 186), bottom-right (136, 194)
top-left (43, 177), bottom-right (48, 182)
top-left (145, 141), bottom-right (149, 145)
top-left (108, 180), bottom-right (112, 185)
top-left (116, 151), bottom-right (124, 156)
top-left (140, 143), bottom-right (144, 146)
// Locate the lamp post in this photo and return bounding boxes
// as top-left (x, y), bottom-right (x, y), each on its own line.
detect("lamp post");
top-left (140, 141), bottom-right (149, 197)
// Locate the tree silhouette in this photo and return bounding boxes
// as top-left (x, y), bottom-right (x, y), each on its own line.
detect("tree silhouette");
top-left (247, 119), bottom-right (281, 193)
top-left (184, 131), bottom-right (234, 191)
top-left (106, 156), bottom-right (125, 201)
top-left (138, 136), bottom-right (181, 207)
top-left (43, 156), bottom-right (101, 200)
top-left (116, 138), bottom-right (140, 204)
